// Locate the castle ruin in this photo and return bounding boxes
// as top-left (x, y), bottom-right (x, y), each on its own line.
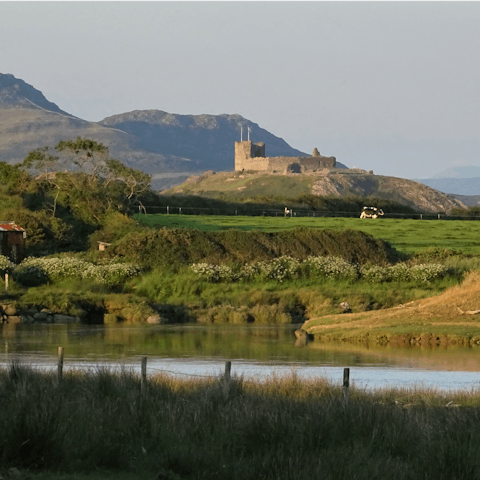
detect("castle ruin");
top-left (234, 141), bottom-right (336, 173)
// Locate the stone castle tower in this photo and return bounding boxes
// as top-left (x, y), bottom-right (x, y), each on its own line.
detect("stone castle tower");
top-left (234, 140), bottom-right (336, 173)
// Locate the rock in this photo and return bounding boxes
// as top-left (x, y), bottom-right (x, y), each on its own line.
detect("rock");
top-left (294, 329), bottom-right (313, 347)
top-left (33, 311), bottom-right (48, 321)
top-left (8, 468), bottom-right (22, 479)
top-left (7, 316), bottom-right (21, 324)
top-left (40, 308), bottom-right (53, 314)
top-left (53, 314), bottom-right (80, 324)
top-left (3, 305), bottom-right (16, 316)
top-left (147, 314), bottom-right (161, 324)
top-left (340, 302), bottom-right (352, 313)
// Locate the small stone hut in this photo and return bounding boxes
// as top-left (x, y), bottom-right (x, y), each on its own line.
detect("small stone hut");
top-left (0, 221), bottom-right (26, 263)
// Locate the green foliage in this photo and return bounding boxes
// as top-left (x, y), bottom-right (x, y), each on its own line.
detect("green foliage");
top-left (15, 256), bottom-right (141, 287)
top-left (110, 227), bottom-right (399, 270)
top-left (13, 264), bottom-right (49, 287)
top-left (137, 214), bottom-right (480, 256)
top-left (191, 256), bottom-right (450, 284)
top-left (0, 255), bottom-right (14, 274)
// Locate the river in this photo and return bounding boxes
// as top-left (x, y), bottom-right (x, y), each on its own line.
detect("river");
top-left (2, 323), bottom-right (480, 391)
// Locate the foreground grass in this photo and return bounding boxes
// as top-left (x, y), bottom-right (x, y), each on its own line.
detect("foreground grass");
top-left (135, 214), bottom-right (480, 255)
top-left (3, 365), bottom-right (480, 480)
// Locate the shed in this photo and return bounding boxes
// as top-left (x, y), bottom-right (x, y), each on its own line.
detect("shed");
top-left (0, 222), bottom-right (26, 263)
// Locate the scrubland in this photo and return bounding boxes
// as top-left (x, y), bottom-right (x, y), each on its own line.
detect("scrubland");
top-left (2, 364), bottom-right (480, 480)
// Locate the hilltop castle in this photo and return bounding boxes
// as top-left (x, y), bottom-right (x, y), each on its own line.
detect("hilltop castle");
top-left (234, 141), bottom-right (336, 173)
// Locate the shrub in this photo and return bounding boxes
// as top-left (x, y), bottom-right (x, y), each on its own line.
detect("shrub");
top-left (258, 256), bottom-right (301, 282)
top-left (410, 264), bottom-right (449, 283)
top-left (0, 255), bottom-right (14, 275)
top-left (305, 256), bottom-right (359, 281)
top-left (13, 264), bottom-right (49, 287)
top-left (16, 256), bottom-right (141, 287)
top-left (360, 265), bottom-right (391, 283)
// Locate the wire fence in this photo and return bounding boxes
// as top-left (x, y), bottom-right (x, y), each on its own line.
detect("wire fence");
top-left (138, 205), bottom-right (480, 221)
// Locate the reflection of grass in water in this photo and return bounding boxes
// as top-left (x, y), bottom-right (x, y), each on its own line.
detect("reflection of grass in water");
top-left (3, 365), bottom-right (480, 479)
top-left (136, 215), bottom-right (480, 254)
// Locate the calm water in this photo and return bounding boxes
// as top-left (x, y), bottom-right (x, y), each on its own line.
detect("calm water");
top-left (2, 323), bottom-right (480, 391)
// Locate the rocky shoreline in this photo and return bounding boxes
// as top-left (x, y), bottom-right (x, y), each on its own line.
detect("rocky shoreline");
top-left (1, 304), bottom-right (81, 325)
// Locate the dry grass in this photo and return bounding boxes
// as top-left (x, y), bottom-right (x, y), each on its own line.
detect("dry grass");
top-left (304, 270), bottom-right (480, 342)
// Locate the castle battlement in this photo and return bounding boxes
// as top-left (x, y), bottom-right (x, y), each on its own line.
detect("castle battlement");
top-left (234, 141), bottom-right (336, 173)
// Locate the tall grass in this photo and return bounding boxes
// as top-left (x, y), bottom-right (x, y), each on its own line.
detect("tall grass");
top-left (2, 365), bottom-right (480, 479)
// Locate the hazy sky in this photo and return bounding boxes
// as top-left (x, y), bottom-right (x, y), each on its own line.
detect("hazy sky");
top-left (2, 1), bottom-right (480, 178)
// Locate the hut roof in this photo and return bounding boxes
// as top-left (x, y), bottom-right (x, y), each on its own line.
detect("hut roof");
top-left (0, 221), bottom-right (25, 232)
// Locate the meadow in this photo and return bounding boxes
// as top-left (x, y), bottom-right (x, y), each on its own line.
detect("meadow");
top-left (134, 214), bottom-right (480, 255)
top-left (3, 364), bottom-right (480, 480)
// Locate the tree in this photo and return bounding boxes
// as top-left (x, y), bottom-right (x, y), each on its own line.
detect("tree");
top-left (20, 138), bottom-right (152, 223)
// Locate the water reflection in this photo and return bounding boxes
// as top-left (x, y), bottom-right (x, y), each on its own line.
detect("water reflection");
top-left (3, 322), bottom-right (480, 368)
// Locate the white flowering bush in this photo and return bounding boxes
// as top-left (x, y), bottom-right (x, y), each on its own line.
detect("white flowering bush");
top-left (189, 256), bottom-right (451, 285)
top-left (190, 263), bottom-right (238, 283)
top-left (19, 257), bottom-right (88, 281)
top-left (239, 262), bottom-right (264, 281)
top-left (388, 263), bottom-right (412, 282)
top-left (305, 256), bottom-right (359, 281)
top-left (409, 264), bottom-right (448, 283)
top-left (0, 255), bottom-right (14, 274)
top-left (258, 256), bottom-right (301, 282)
top-left (81, 263), bottom-right (142, 286)
top-left (360, 265), bottom-right (391, 283)
top-left (15, 256), bottom-right (141, 286)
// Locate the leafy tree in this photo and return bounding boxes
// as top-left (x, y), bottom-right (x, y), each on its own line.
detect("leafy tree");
top-left (20, 138), bottom-right (152, 222)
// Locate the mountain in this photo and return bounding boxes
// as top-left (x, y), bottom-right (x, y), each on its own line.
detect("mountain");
top-left (166, 170), bottom-right (466, 214)
top-left (414, 178), bottom-right (480, 196)
top-left (1, 73), bottom-right (338, 190)
top-left (98, 110), bottom-right (312, 172)
top-left (430, 166), bottom-right (480, 178)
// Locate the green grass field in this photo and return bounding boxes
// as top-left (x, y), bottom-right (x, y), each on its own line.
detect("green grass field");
top-left (134, 214), bottom-right (480, 255)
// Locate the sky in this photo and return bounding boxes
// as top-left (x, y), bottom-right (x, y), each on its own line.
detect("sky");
top-left (2, 1), bottom-right (480, 179)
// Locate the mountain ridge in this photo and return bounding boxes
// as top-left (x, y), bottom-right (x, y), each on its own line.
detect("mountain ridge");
top-left (0, 74), bottom-right (321, 188)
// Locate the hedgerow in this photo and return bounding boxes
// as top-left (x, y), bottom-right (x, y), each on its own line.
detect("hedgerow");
top-left (190, 256), bottom-right (450, 284)
top-left (13, 256), bottom-right (141, 287)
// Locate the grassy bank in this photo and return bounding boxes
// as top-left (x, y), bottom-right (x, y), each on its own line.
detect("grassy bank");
top-left (303, 271), bottom-right (480, 345)
top-left (135, 214), bottom-right (480, 255)
top-left (2, 365), bottom-right (480, 480)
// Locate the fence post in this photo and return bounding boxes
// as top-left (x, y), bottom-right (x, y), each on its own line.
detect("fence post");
top-left (343, 368), bottom-right (350, 402)
top-left (57, 347), bottom-right (64, 384)
top-left (224, 361), bottom-right (231, 383)
top-left (167, 206), bottom-right (169, 215)
top-left (420, 214), bottom-right (423, 220)
top-left (179, 207), bottom-right (182, 215)
top-left (141, 356), bottom-right (147, 392)
top-left (4, 273), bottom-right (8, 291)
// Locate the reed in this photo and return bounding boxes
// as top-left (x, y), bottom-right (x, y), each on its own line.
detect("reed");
top-left (1, 364), bottom-right (480, 479)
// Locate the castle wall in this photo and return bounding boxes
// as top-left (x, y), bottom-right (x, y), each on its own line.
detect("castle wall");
top-left (234, 140), bottom-right (336, 172)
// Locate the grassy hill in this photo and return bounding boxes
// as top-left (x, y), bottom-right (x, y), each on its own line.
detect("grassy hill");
top-left (165, 170), bottom-right (466, 213)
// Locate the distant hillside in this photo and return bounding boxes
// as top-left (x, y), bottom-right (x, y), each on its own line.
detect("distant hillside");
top-left (98, 110), bottom-right (311, 172)
top-left (430, 166), bottom-right (480, 178)
top-left (0, 73), bottom-right (334, 190)
top-left (451, 194), bottom-right (480, 207)
top-left (165, 170), bottom-right (466, 214)
top-left (415, 178), bottom-right (480, 196)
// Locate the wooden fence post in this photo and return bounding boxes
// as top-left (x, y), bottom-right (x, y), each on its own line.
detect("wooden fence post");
top-left (343, 367), bottom-right (350, 402)
top-left (224, 361), bottom-right (231, 383)
top-left (5, 273), bottom-right (8, 291)
top-left (57, 347), bottom-right (64, 384)
top-left (141, 356), bottom-right (147, 392)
